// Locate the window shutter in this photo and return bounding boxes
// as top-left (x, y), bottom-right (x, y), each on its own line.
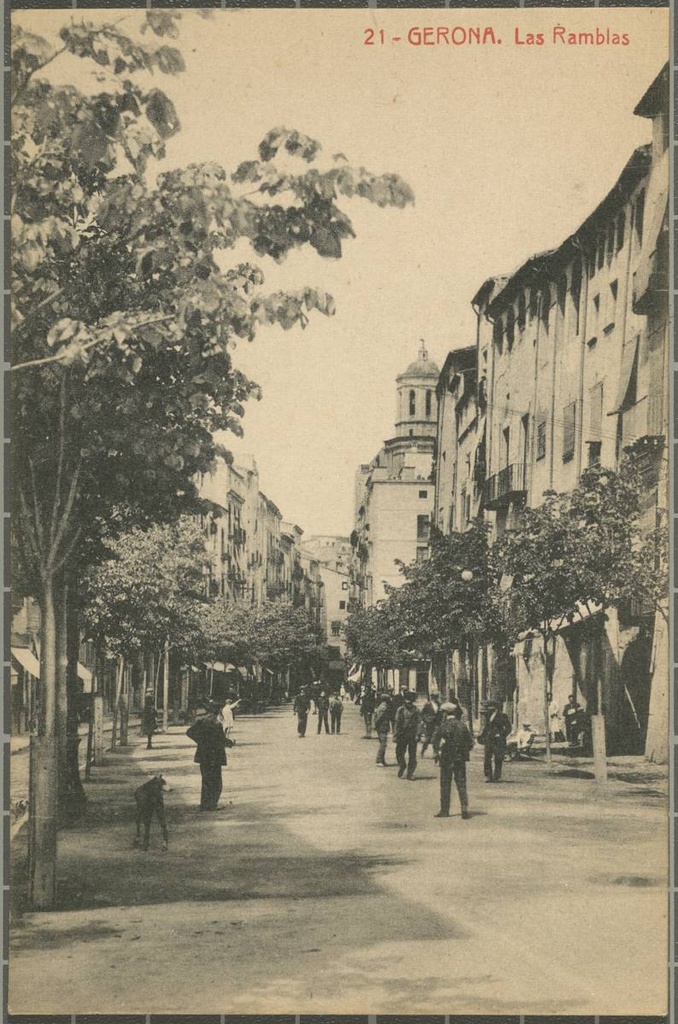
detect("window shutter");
top-left (562, 402), bottom-right (576, 462)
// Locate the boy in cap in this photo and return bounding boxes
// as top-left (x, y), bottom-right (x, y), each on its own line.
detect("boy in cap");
top-left (432, 701), bottom-right (474, 819)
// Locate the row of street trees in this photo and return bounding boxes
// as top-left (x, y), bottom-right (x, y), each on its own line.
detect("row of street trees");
top-left (11, 9), bottom-right (414, 907)
top-left (346, 462), bottom-right (667, 777)
top-left (82, 515), bottom-right (326, 741)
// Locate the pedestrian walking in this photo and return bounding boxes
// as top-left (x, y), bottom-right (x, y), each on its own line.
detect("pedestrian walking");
top-left (310, 680), bottom-right (321, 715)
top-left (361, 685), bottom-right (377, 738)
top-left (186, 701), bottom-right (233, 811)
top-left (478, 700), bottom-right (512, 782)
top-left (140, 689), bottom-right (158, 750)
top-left (393, 691), bottom-right (421, 779)
top-left (420, 692), bottom-right (441, 758)
top-left (329, 692), bottom-right (344, 734)
top-left (218, 698), bottom-right (240, 738)
top-left (432, 701), bottom-right (474, 818)
top-left (373, 693), bottom-right (392, 766)
top-left (316, 690), bottom-right (330, 734)
top-left (293, 686), bottom-right (311, 738)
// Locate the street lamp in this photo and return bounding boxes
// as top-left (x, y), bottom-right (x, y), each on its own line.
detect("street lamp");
top-left (461, 569), bottom-right (474, 583)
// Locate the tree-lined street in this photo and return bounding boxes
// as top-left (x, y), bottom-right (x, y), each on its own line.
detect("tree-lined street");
top-left (10, 701), bottom-right (667, 1015)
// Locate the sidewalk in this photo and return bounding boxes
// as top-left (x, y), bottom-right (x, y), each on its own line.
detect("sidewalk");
top-left (8, 702), bottom-right (669, 1015)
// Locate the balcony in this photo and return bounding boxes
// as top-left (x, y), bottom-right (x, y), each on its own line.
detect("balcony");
top-left (483, 463), bottom-right (527, 510)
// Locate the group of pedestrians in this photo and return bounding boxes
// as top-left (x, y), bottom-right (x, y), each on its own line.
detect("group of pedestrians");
top-left (359, 686), bottom-right (513, 818)
top-left (292, 684), bottom-right (344, 737)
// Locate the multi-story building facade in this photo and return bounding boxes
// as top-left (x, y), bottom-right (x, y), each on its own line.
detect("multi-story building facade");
top-left (351, 343), bottom-right (439, 608)
top-left (303, 536), bottom-right (352, 656)
top-left (434, 64), bottom-right (668, 756)
top-left (350, 344), bottom-right (440, 694)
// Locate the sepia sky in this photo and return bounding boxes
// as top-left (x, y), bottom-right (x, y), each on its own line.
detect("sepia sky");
top-left (17, 8), bottom-right (668, 537)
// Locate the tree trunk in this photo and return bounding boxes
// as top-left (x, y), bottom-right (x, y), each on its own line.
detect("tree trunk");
top-left (542, 633), bottom-right (552, 767)
top-left (163, 640), bottom-right (170, 732)
top-left (55, 577), bottom-right (68, 806)
top-left (110, 655), bottom-right (124, 750)
top-left (92, 648), bottom-right (105, 766)
top-left (64, 579), bottom-right (86, 816)
top-left (645, 600), bottom-right (669, 763)
top-left (119, 663), bottom-right (130, 746)
top-left (28, 576), bottom-right (58, 910)
top-left (591, 621), bottom-right (608, 784)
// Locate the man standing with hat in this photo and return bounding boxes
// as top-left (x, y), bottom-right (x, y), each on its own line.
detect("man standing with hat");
top-left (432, 701), bottom-right (474, 818)
top-left (479, 700), bottom-right (512, 782)
top-left (186, 701), bottom-right (232, 811)
top-left (393, 691), bottom-right (421, 780)
top-left (293, 686), bottom-right (312, 738)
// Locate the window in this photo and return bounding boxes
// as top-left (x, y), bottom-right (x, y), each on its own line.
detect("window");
top-left (339, 600), bottom-right (346, 610)
top-left (634, 190), bottom-right (645, 246)
top-left (416, 546), bottom-right (428, 563)
top-left (557, 276), bottom-right (567, 316)
top-left (331, 621), bottom-right (342, 637)
top-left (418, 490), bottom-right (428, 498)
top-left (425, 390), bottom-right (432, 418)
top-left (521, 413), bottom-right (530, 467)
top-left (506, 307), bottom-right (515, 351)
top-left (605, 222), bottom-right (615, 265)
top-left (588, 441), bottom-right (602, 467)
top-left (588, 252), bottom-right (596, 279)
top-left (616, 211), bottom-right (625, 252)
top-left (562, 402), bottom-right (576, 463)
top-left (607, 280), bottom-right (618, 329)
top-left (571, 258), bottom-right (582, 333)
top-left (529, 288), bottom-right (539, 321)
top-left (417, 514), bottom-right (430, 541)
top-left (541, 286), bottom-right (551, 332)
top-left (341, 580), bottom-right (349, 590)
top-left (516, 292), bottom-right (526, 330)
top-left (588, 382), bottom-right (604, 443)
top-left (589, 293), bottom-right (600, 343)
top-left (597, 236), bottom-right (605, 271)
top-left (409, 390), bottom-right (416, 416)
top-left (502, 426), bottom-right (510, 469)
top-left (493, 316), bottom-right (503, 354)
top-left (536, 419), bottom-right (547, 461)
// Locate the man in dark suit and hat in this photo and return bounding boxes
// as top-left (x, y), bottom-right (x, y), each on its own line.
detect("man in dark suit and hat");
top-left (479, 700), bottom-right (512, 782)
top-left (432, 701), bottom-right (474, 818)
top-left (186, 701), bottom-right (232, 810)
top-left (393, 691), bottom-right (421, 780)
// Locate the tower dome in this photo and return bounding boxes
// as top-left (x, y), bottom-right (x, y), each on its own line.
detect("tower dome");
top-left (394, 341), bottom-right (440, 440)
top-left (401, 340), bottom-right (440, 380)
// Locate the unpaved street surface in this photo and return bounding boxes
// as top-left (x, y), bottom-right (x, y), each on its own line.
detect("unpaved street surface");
top-left (9, 703), bottom-right (668, 1015)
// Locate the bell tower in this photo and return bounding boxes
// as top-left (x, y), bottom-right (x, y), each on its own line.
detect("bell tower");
top-left (395, 340), bottom-right (440, 439)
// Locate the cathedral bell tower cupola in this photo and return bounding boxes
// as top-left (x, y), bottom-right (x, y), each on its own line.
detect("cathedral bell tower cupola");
top-left (395, 340), bottom-right (440, 440)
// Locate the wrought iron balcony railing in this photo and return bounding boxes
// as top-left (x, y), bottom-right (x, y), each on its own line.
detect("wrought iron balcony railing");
top-left (483, 462), bottom-right (527, 510)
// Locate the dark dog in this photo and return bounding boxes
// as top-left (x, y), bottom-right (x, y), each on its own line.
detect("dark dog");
top-left (133, 774), bottom-right (169, 851)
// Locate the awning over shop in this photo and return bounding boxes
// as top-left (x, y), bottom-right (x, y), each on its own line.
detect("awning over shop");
top-left (511, 601), bottom-right (604, 655)
top-left (205, 661), bottom-right (242, 674)
top-left (11, 647), bottom-right (40, 678)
